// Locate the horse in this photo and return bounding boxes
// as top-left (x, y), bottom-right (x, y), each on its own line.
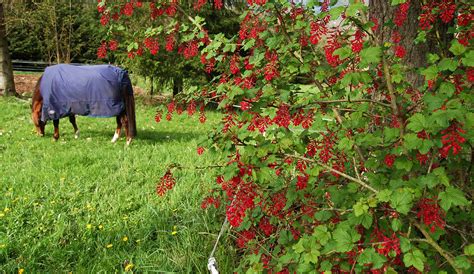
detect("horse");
top-left (31, 64), bottom-right (137, 144)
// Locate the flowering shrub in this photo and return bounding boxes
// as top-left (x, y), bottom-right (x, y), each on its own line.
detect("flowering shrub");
top-left (100, 0), bottom-right (473, 272)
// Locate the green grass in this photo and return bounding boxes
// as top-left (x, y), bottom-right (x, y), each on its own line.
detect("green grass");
top-left (0, 96), bottom-right (237, 273)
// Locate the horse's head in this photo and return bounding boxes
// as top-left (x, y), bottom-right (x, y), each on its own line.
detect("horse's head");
top-left (31, 76), bottom-right (45, 136)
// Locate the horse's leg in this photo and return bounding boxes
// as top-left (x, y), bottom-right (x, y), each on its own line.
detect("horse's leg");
top-left (122, 114), bottom-right (132, 145)
top-left (111, 115), bottom-right (122, 143)
top-left (69, 115), bottom-right (80, 139)
top-left (53, 119), bottom-right (60, 141)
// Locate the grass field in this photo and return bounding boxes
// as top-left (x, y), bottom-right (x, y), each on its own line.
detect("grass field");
top-left (0, 95), bottom-right (237, 273)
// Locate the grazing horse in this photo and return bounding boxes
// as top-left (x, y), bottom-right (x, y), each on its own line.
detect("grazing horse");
top-left (31, 64), bottom-right (137, 144)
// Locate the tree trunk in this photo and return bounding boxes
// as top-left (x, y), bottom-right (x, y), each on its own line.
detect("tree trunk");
top-left (369, 0), bottom-right (430, 87)
top-left (0, 3), bottom-right (17, 96)
top-left (172, 77), bottom-right (183, 97)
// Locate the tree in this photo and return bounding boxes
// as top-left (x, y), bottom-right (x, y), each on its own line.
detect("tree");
top-left (105, 0), bottom-right (472, 272)
top-left (0, 2), bottom-right (16, 96)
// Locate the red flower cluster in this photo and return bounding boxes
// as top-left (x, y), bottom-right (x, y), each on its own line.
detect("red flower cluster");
top-left (201, 196), bottom-right (220, 209)
top-left (258, 217), bottom-right (274, 237)
top-left (229, 55), bottom-right (241, 75)
top-left (224, 178), bottom-right (257, 227)
top-left (121, 2), bottom-right (134, 16)
top-left (351, 30), bottom-right (365, 53)
top-left (97, 42), bottom-right (107, 59)
top-left (394, 1), bottom-right (410, 27)
top-left (165, 34), bottom-right (176, 52)
top-left (108, 40), bottom-right (118, 51)
top-left (144, 37), bottom-right (159, 55)
top-left (197, 146), bottom-right (205, 155)
top-left (154, 110), bottom-right (162, 123)
top-left (309, 21), bottom-right (326, 45)
top-left (439, 122), bottom-right (466, 158)
top-left (296, 174), bottom-right (309, 190)
top-left (156, 170), bottom-right (176, 196)
top-left (274, 104), bottom-right (291, 128)
top-left (384, 154), bottom-right (396, 168)
top-left (394, 45), bottom-right (406, 58)
top-left (417, 198), bottom-right (446, 232)
top-left (100, 14), bottom-right (109, 26)
top-left (213, 0), bottom-right (223, 9)
top-left (236, 230), bottom-right (256, 248)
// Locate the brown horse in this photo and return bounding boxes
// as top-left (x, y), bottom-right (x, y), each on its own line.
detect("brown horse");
top-left (31, 64), bottom-right (136, 144)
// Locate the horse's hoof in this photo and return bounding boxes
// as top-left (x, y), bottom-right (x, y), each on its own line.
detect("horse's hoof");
top-left (111, 132), bottom-right (119, 143)
top-left (75, 130), bottom-right (80, 139)
top-left (126, 138), bottom-right (132, 146)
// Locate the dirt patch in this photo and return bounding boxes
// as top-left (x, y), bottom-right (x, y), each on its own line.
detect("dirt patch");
top-left (14, 74), bottom-right (40, 95)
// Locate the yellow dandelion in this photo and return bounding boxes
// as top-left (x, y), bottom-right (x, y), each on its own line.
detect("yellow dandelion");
top-left (0, 213), bottom-right (5, 218)
top-left (124, 263), bottom-right (134, 272)
top-left (98, 224), bottom-right (104, 230)
top-left (4, 207), bottom-right (10, 213)
top-left (18, 269), bottom-right (24, 274)
top-left (106, 244), bottom-right (113, 248)
top-left (122, 236), bottom-right (128, 242)
top-left (171, 231), bottom-right (177, 235)
top-left (0, 244), bottom-right (6, 248)
top-left (86, 224), bottom-right (92, 229)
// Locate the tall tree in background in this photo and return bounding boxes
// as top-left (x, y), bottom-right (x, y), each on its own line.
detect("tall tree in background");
top-left (0, 2), bottom-right (16, 96)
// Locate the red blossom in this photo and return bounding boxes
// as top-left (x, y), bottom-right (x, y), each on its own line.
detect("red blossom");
top-left (384, 154), bottom-right (396, 168)
top-left (240, 101), bottom-right (251, 111)
top-left (394, 1), bottom-right (410, 27)
top-left (439, 122), bottom-right (466, 158)
top-left (258, 217), bottom-right (274, 236)
top-left (296, 174), bottom-right (309, 190)
top-left (197, 146), bottom-right (205, 155)
top-left (417, 198), bottom-right (446, 232)
top-left (165, 35), bottom-right (176, 52)
top-left (394, 45), bottom-right (406, 58)
top-left (100, 14), bottom-right (110, 26)
top-left (108, 40), bottom-right (118, 51)
top-left (97, 42), bottom-right (107, 59)
top-left (154, 110), bottom-right (162, 123)
top-left (156, 170), bottom-right (176, 196)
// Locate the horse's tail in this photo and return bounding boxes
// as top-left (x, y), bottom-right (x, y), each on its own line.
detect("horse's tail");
top-left (123, 74), bottom-right (137, 138)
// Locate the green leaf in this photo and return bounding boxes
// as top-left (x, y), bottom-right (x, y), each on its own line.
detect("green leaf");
top-left (359, 46), bottom-right (381, 67)
top-left (438, 58), bottom-right (458, 72)
top-left (462, 50), bottom-right (474, 66)
top-left (377, 189), bottom-right (392, 203)
top-left (243, 39), bottom-right (255, 51)
top-left (358, 248), bottom-right (387, 269)
top-left (329, 6), bottom-right (345, 19)
top-left (313, 225), bottom-right (331, 245)
top-left (391, 218), bottom-right (402, 231)
top-left (463, 244), bottom-right (474, 256)
top-left (333, 46), bottom-right (352, 60)
top-left (391, 0), bottom-right (407, 4)
top-left (403, 133), bottom-right (422, 151)
top-left (293, 238), bottom-right (306, 254)
top-left (407, 113), bottom-right (427, 132)
top-left (314, 210), bottom-right (332, 222)
top-left (439, 82), bottom-right (456, 97)
top-left (403, 249), bottom-right (426, 271)
top-left (421, 65), bottom-right (438, 80)
top-left (449, 40), bottom-right (466, 56)
top-left (399, 237), bottom-right (412, 253)
top-left (303, 249), bottom-right (320, 264)
top-left (390, 188), bottom-right (414, 215)
top-left (438, 186), bottom-right (469, 211)
top-left (427, 53), bottom-right (440, 64)
top-left (333, 225), bottom-right (361, 253)
top-left (353, 201), bottom-right (369, 216)
top-left (454, 256), bottom-right (471, 270)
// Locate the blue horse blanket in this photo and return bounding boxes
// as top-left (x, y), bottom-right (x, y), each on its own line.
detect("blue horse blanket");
top-left (40, 64), bottom-right (133, 122)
